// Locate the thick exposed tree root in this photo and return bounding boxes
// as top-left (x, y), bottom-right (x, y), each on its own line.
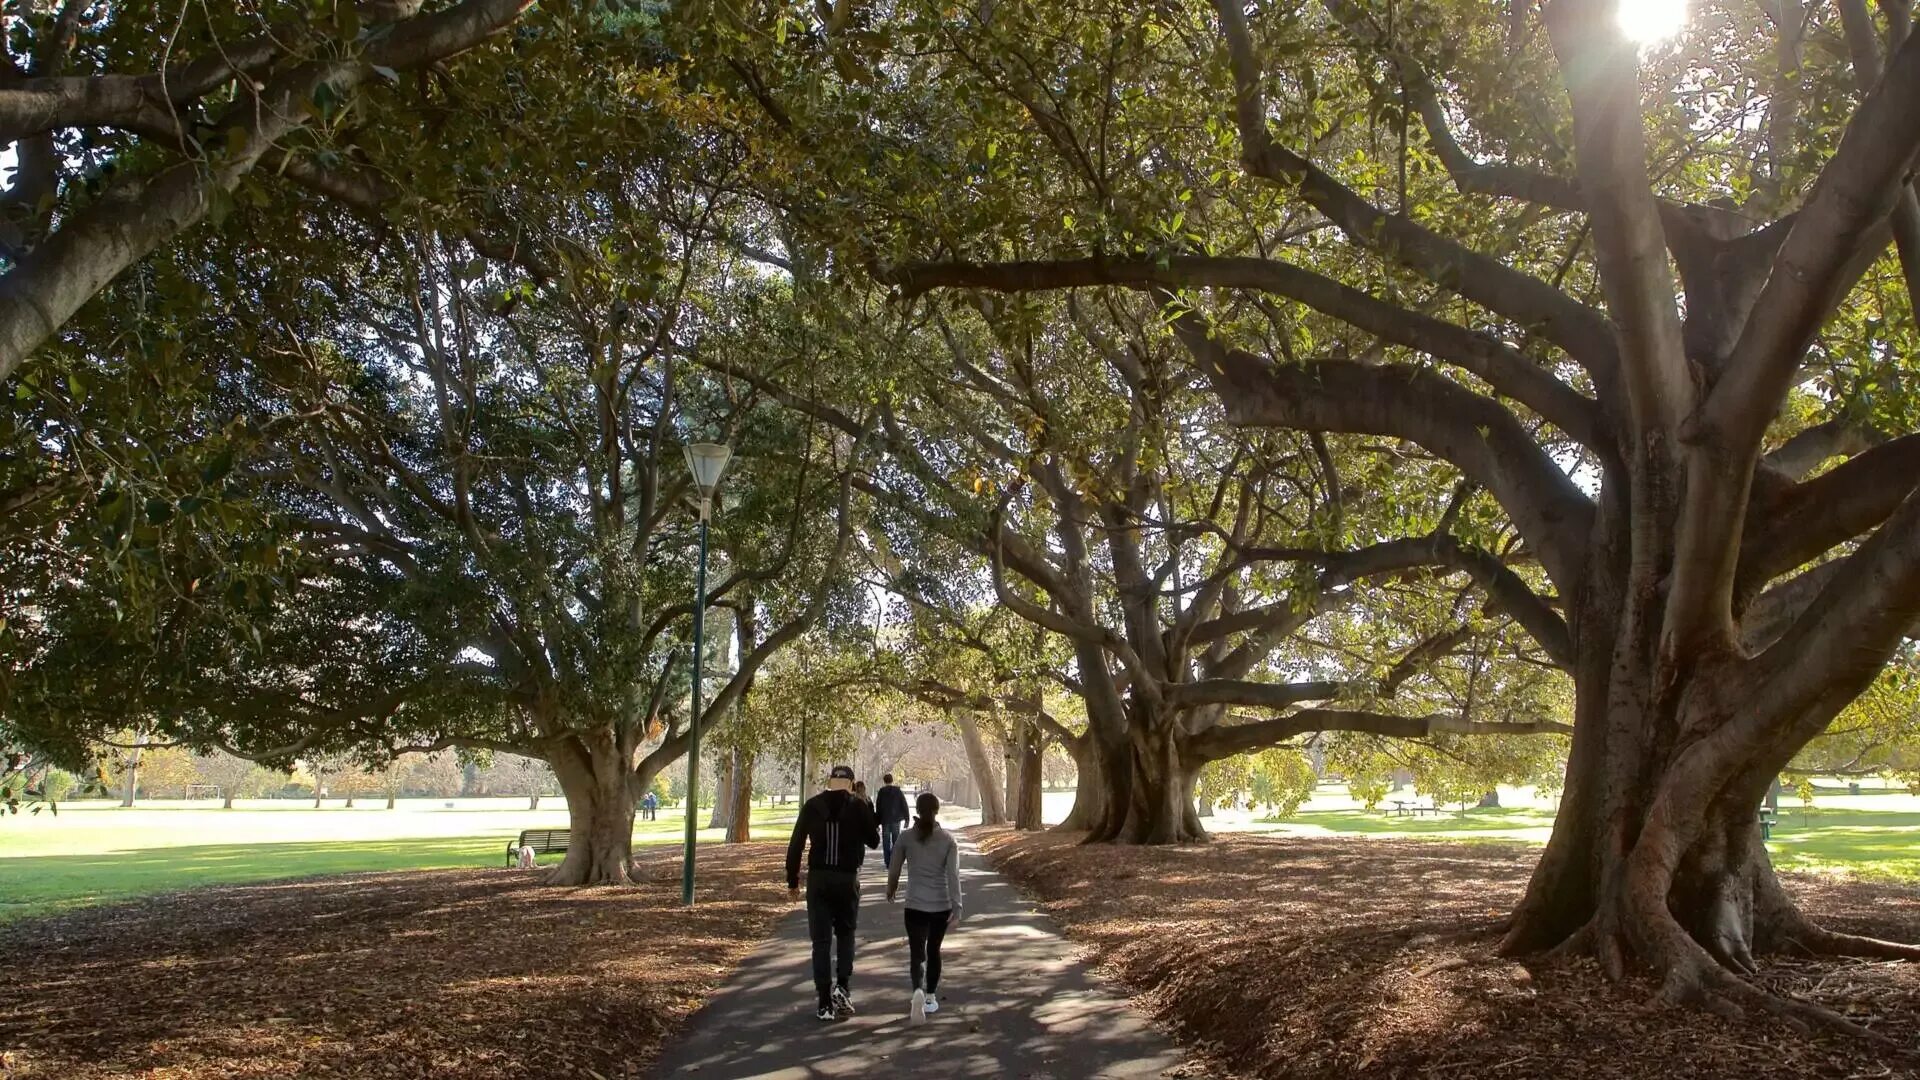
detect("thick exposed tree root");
top-left (1779, 924), bottom-right (1920, 960)
top-left (1536, 912), bottom-right (1629, 982)
top-left (1762, 903), bottom-right (1920, 961)
top-left (1662, 950), bottom-right (1893, 1043)
top-left (1529, 913), bottom-right (1905, 1044)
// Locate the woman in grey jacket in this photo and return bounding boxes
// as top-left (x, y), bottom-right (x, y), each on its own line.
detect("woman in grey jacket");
top-left (886, 791), bottom-right (962, 1022)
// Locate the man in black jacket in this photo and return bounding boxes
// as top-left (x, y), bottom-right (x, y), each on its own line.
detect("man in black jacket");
top-left (874, 773), bottom-right (910, 867)
top-left (786, 764), bottom-right (880, 1021)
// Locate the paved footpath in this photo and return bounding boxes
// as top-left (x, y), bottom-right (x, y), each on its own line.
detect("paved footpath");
top-left (649, 839), bottom-right (1195, 1079)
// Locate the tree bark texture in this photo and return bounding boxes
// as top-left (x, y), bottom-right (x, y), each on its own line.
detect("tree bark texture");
top-left (726, 753), bottom-right (753, 844)
top-left (953, 707), bottom-right (1008, 825)
top-left (547, 730), bottom-right (644, 887)
top-left (707, 751), bottom-right (735, 830)
top-left (1012, 702), bottom-right (1045, 830)
top-left (1055, 732), bottom-right (1107, 832)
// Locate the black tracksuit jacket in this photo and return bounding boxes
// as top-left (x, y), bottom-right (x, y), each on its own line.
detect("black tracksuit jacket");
top-left (786, 789), bottom-right (880, 888)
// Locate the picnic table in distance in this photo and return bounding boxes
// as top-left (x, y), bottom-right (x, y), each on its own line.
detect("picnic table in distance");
top-left (1388, 801), bottom-right (1448, 817)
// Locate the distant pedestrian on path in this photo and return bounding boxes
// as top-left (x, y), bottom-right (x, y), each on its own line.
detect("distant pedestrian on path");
top-left (875, 773), bottom-right (910, 867)
top-left (640, 790), bottom-right (659, 821)
top-left (787, 764), bottom-right (880, 1022)
top-left (887, 791), bottom-right (962, 1024)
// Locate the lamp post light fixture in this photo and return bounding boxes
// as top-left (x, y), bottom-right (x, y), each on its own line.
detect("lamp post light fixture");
top-left (681, 442), bottom-right (732, 907)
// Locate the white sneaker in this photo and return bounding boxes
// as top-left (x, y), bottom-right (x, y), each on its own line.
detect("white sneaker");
top-left (909, 988), bottom-right (926, 1024)
top-left (923, 993), bottom-right (939, 1014)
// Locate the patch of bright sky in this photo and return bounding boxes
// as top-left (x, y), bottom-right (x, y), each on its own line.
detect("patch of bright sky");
top-left (1618, 0), bottom-right (1688, 45)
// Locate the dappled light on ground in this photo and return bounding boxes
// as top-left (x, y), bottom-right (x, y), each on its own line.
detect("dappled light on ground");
top-left (976, 828), bottom-right (1920, 1079)
top-left (0, 844), bottom-right (791, 1079)
top-left (1766, 809), bottom-right (1920, 882)
top-left (648, 840), bottom-right (1191, 1079)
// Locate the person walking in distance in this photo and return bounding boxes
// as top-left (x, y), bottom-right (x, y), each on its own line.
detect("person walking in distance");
top-left (887, 791), bottom-right (962, 1023)
top-left (875, 773), bottom-right (910, 869)
top-left (786, 764), bottom-right (880, 1021)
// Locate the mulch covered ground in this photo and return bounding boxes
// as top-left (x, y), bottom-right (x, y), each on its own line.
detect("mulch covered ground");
top-left (0, 843), bottom-right (791, 1080)
top-left (975, 827), bottom-right (1920, 1080)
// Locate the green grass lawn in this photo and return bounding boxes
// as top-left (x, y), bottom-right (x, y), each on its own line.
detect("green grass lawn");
top-left (1271, 805), bottom-right (1560, 841)
top-left (6, 793), bottom-right (1914, 925)
top-left (1248, 801), bottom-right (1920, 883)
top-left (0, 800), bottom-right (801, 923)
top-left (1765, 807), bottom-right (1920, 882)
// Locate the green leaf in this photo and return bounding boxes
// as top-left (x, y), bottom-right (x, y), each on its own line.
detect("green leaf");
top-left (311, 81), bottom-right (342, 120)
top-left (201, 448), bottom-right (235, 484)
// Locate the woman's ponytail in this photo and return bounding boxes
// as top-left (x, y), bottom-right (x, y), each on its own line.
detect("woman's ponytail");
top-left (914, 791), bottom-right (940, 840)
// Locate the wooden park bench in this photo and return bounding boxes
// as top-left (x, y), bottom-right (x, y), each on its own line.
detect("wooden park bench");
top-left (1389, 800), bottom-right (1447, 817)
top-left (506, 828), bottom-right (569, 866)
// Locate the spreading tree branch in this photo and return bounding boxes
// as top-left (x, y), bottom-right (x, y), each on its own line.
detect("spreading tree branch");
top-left (1210, 0), bottom-right (1619, 386)
top-left (885, 254), bottom-right (1604, 448)
top-left (1188, 707), bottom-right (1571, 763)
top-left (1168, 308), bottom-right (1593, 592)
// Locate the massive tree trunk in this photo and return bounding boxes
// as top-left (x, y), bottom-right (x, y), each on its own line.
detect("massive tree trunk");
top-left (1500, 512), bottom-right (1920, 1015)
top-left (726, 753), bottom-right (753, 844)
top-left (952, 706), bottom-right (1008, 825)
top-left (1083, 698), bottom-right (1207, 844)
top-left (707, 751), bottom-right (735, 830)
top-left (547, 729), bottom-right (642, 887)
top-left (1055, 732), bottom-right (1106, 832)
top-left (1500, 599), bottom-right (1785, 983)
top-left (1012, 712), bottom-right (1045, 830)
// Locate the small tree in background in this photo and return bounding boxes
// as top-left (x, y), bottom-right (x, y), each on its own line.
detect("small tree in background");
top-left (193, 752), bottom-right (278, 809)
top-left (332, 765), bottom-right (385, 809)
top-left (133, 746), bottom-right (200, 801)
top-left (481, 755), bottom-right (557, 811)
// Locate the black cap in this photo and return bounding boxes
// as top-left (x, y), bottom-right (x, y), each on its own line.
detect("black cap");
top-left (829, 764), bottom-right (855, 780)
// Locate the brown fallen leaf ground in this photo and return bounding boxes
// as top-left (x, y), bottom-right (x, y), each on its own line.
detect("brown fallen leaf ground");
top-left (974, 827), bottom-right (1920, 1080)
top-left (0, 843), bottom-right (791, 1080)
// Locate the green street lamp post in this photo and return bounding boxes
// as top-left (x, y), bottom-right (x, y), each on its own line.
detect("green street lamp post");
top-left (681, 441), bottom-right (732, 906)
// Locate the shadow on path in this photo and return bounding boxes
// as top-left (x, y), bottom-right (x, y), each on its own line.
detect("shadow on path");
top-left (650, 840), bottom-right (1195, 1079)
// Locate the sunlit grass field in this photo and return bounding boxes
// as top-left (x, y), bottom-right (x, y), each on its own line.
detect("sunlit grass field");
top-left (0, 798), bottom-right (803, 922)
top-left (1244, 788), bottom-right (1920, 883)
top-left (4, 783), bottom-right (1913, 924)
